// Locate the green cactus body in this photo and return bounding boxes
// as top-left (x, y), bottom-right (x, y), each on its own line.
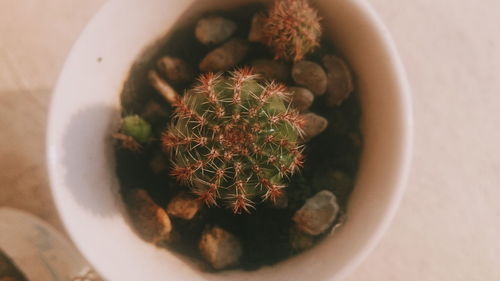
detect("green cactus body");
top-left (162, 68), bottom-right (305, 213)
top-left (122, 115), bottom-right (152, 143)
top-left (114, 115), bottom-right (152, 152)
top-left (264, 0), bottom-right (321, 62)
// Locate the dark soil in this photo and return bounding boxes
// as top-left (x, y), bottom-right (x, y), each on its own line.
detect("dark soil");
top-left (115, 3), bottom-right (362, 271)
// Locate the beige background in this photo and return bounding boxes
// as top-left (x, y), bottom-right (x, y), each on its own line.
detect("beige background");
top-left (1, 0), bottom-right (499, 280)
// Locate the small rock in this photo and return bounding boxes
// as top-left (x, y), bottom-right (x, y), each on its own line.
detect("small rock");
top-left (291, 60), bottom-right (327, 96)
top-left (248, 13), bottom-right (267, 43)
top-left (313, 169), bottom-right (354, 199)
top-left (199, 227), bottom-right (242, 270)
top-left (157, 56), bottom-right (193, 84)
top-left (251, 59), bottom-right (289, 81)
top-left (289, 87), bottom-right (314, 112)
top-left (300, 113), bottom-right (328, 142)
top-left (292, 190), bottom-right (339, 236)
top-left (167, 192), bottom-right (202, 220)
top-left (195, 16), bottom-right (237, 45)
top-left (199, 39), bottom-right (249, 72)
top-left (149, 70), bottom-right (180, 105)
top-left (125, 189), bottom-right (172, 243)
top-left (322, 55), bottom-right (354, 106)
top-left (289, 226), bottom-right (315, 251)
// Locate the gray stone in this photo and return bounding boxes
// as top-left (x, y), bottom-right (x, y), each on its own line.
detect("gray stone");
top-left (199, 39), bottom-right (249, 72)
top-left (248, 13), bottom-right (267, 43)
top-left (300, 113), bottom-right (328, 142)
top-left (157, 56), bottom-right (193, 84)
top-left (167, 192), bottom-right (202, 220)
top-left (289, 87), bottom-right (314, 112)
top-left (312, 169), bottom-right (354, 199)
top-left (125, 189), bottom-right (172, 243)
top-left (289, 226), bottom-right (315, 251)
top-left (292, 190), bottom-right (339, 235)
top-left (195, 16), bottom-right (237, 45)
top-left (251, 59), bottom-right (289, 81)
top-left (148, 70), bottom-right (180, 105)
top-left (199, 227), bottom-right (242, 269)
top-left (322, 55), bottom-right (354, 106)
top-left (292, 60), bottom-right (327, 95)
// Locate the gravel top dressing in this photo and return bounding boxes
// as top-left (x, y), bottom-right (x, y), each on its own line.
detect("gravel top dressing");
top-left (113, 0), bottom-right (362, 271)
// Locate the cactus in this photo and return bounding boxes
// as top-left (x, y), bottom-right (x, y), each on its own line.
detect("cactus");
top-left (113, 115), bottom-right (152, 151)
top-left (162, 68), bottom-right (305, 213)
top-left (264, 0), bottom-right (321, 62)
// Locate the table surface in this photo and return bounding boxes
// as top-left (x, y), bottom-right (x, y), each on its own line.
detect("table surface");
top-left (1, 0), bottom-right (499, 280)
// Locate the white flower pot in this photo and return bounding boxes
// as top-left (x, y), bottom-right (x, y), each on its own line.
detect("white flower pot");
top-left (47, 0), bottom-right (412, 280)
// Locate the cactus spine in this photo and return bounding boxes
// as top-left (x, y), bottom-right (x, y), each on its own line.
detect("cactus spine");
top-left (264, 0), bottom-right (322, 62)
top-left (162, 68), bottom-right (305, 213)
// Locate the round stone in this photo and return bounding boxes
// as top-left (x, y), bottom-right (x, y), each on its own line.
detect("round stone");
top-left (292, 60), bottom-right (327, 95)
top-left (300, 112), bottom-right (328, 142)
top-left (195, 16), bottom-right (237, 45)
top-left (292, 190), bottom-right (339, 236)
top-left (199, 39), bottom-right (249, 72)
top-left (322, 55), bottom-right (354, 106)
top-left (166, 192), bottom-right (202, 220)
top-left (289, 87), bottom-right (314, 112)
top-left (156, 56), bottom-right (193, 84)
top-left (125, 189), bottom-right (172, 243)
top-left (199, 227), bottom-right (242, 269)
top-left (251, 59), bottom-right (289, 81)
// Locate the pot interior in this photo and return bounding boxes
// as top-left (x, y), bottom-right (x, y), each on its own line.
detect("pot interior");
top-left (47, 0), bottom-right (411, 280)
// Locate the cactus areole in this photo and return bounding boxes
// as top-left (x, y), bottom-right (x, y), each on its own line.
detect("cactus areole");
top-left (162, 68), bottom-right (305, 213)
top-left (264, 0), bottom-right (322, 62)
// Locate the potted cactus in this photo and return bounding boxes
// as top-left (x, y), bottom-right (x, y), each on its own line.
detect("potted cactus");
top-left (163, 68), bottom-right (305, 213)
top-left (113, 0), bottom-right (360, 271)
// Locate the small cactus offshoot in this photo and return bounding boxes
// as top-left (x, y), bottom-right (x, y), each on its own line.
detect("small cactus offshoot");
top-left (162, 68), bottom-right (305, 213)
top-left (113, 115), bottom-right (152, 151)
top-left (264, 0), bottom-right (321, 62)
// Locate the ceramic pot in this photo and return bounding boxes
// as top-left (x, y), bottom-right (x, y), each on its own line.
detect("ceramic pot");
top-left (47, 0), bottom-right (412, 280)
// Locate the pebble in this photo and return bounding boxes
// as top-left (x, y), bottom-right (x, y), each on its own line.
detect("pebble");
top-left (125, 189), bottom-right (172, 243)
top-left (300, 113), bottom-right (328, 142)
top-left (251, 59), bottom-right (289, 81)
top-left (289, 87), bottom-right (314, 112)
top-left (199, 227), bottom-right (242, 270)
top-left (148, 70), bottom-right (180, 105)
top-left (248, 13), bottom-right (267, 43)
top-left (292, 190), bottom-right (340, 236)
top-left (312, 169), bottom-right (354, 199)
top-left (289, 226), bottom-right (315, 251)
top-left (291, 60), bottom-right (327, 96)
top-left (156, 56), bottom-right (193, 84)
top-left (195, 16), bottom-right (237, 45)
top-left (322, 55), bottom-right (354, 106)
top-left (199, 39), bottom-right (249, 72)
top-left (167, 192), bottom-right (202, 220)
